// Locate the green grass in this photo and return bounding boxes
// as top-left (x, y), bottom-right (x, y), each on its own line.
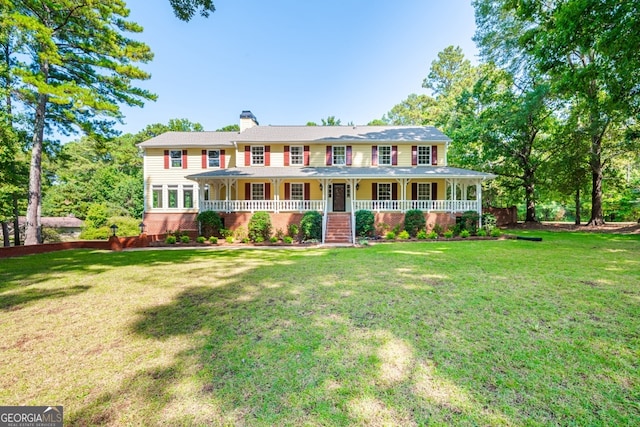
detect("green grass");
top-left (0, 231), bottom-right (639, 426)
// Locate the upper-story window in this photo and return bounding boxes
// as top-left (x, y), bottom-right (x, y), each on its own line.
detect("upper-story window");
top-left (290, 146), bottom-right (304, 165)
top-left (208, 150), bottom-right (220, 168)
top-left (251, 146), bottom-right (264, 165)
top-left (170, 150), bottom-right (182, 168)
top-left (417, 146), bottom-right (431, 165)
top-left (333, 146), bottom-right (346, 165)
top-left (379, 146), bottom-right (392, 165)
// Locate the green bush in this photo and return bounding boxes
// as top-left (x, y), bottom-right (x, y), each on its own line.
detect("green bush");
top-left (283, 236), bottom-right (293, 244)
top-left (234, 227), bottom-right (248, 242)
top-left (165, 235), bottom-right (177, 244)
top-left (301, 211), bottom-right (322, 241)
top-left (416, 230), bottom-right (427, 240)
top-left (225, 236), bottom-right (234, 243)
top-left (355, 210), bottom-right (375, 237)
top-left (427, 230), bottom-right (438, 239)
top-left (209, 236), bottom-right (218, 244)
top-left (198, 211), bottom-right (224, 237)
top-left (491, 228), bottom-right (502, 238)
top-left (482, 213), bottom-right (497, 233)
top-left (180, 235), bottom-right (190, 243)
top-left (385, 231), bottom-right (396, 240)
top-left (404, 209), bottom-right (426, 237)
top-left (288, 223), bottom-right (299, 238)
top-left (81, 215), bottom-right (141, 240)
top-left (196, 236), bottom-right (206, 243)
top-left (398, 230), bottom-right (410, 240)
top-left (460, 229), bottom-right (470, 238)
top-left (269, 236), bottom-right (278, 243)
top-left (459, 211), bottom-right (480, 235)
top-left (85, 203), bottom-right (110, 229)
top-left (248, 211), bottom-right (272, 242)
top-left (432, 223), bottom-right (444, 236)
top-left (220, 228), bottom-right (233, 238)
top-left (477, 229), bottom-right (487, 237)
top-left (443, 230), bottom-right (454, 238)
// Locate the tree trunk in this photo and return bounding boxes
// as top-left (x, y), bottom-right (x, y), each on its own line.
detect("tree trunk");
top-left (574, 187), bottom-right (581, 225)
top-left (24, 92), bottom-right (49, 245)
top-left (524, 172), bottom-right (537, 223)
top-left (587, 133), bottom-right (605, 226)
top-left (1, 222), bottom-right (9, 247)
top-left (12, 195), bottom-right (20, 246)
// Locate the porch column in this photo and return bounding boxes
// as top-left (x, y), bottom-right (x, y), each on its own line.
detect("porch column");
top-left (477, 181), bottom-right (483, 228)
top-left (272, 178), bottom-right (281, 213)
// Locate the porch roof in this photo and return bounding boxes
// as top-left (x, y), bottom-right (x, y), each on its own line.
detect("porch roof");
top-left (187, 166), bottom-right (495, 181)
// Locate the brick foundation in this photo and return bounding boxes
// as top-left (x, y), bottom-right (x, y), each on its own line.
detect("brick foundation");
top-left (374, 212), bottom-right (457, 234)
top-left (143, 213), bottom-right (198, 235)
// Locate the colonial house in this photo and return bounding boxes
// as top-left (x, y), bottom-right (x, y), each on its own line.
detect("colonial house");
top-left (139, 111), bottom-right (494, 243)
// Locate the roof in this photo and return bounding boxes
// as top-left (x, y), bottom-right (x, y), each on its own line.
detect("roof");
top-left (137, 131), bottom-right (238, 148)
top-left (187, 166), bottom-right (494, 181)
top-left (138, 126), bottom-right (450, 148)
top-left (236, 126), bottom-right (451, 143)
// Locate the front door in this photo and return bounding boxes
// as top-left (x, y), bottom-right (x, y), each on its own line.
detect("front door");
top-left (333, 183), bottom-right (346, 212)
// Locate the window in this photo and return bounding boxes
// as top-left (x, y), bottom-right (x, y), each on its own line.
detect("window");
top-left (152, 186), bottom-right (163, 208)
top-left (417, 183), bottom-right (432, 200)
top-left (251, 146), bottom-right (264, 165)
top-left (208, 150), bottom-right (220, 168)
top-left (290, 146), bottom-right (304, 165)
top-left (378, 183), bottom-right (392, 200)
top-left (417, 146), bottom-right (431, 165)
top-left (379, 146), bottom-right (392, 165)
top-left (333, 146), bottom-right (346, 165)
top-left (183, 186), bottom-right (194, 208)
top-left (251, 183), bottom-right (265, 200)
top-left (346, 184), bottom-right (351, 198)
top-left (170, 150), bottom-right (182, 168)
top-left (290, 183), bottom-right (304, 200)
top-left (168, 186), bottom-right (178, 208)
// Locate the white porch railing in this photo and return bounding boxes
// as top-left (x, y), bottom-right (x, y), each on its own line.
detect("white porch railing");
top-left (352, 199), bottom-right (480, 212)
top-left (200, 200), bottom-right (325, 213)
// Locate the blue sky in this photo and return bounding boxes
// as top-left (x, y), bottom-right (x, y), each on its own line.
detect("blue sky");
top-left (118, 0), bottom-right (478, 134)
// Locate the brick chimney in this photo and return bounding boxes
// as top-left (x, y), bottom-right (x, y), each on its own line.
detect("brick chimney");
top-left (240, 110), bottom-right (259, 132)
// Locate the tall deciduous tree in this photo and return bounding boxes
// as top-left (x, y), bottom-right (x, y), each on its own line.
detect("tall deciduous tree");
top-left (169, 0), bottom-right (215, 21)
top-left (474, 0), bottom-right (640, 225)
top-left (3, 0), bottom-right (155, 244)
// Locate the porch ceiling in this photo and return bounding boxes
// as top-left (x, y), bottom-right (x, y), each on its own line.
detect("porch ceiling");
top-left (187, 166), bottom-right (495, 181)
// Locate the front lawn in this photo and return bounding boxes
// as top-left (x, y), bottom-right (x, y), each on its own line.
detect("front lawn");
top-left (1, 231), bottom-right (638, 425)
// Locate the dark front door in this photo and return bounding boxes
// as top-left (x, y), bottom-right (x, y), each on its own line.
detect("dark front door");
top-left (333, 183), bottom-right (346, 212)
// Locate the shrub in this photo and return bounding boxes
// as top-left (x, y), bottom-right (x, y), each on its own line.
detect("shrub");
top-left (491, 228), bottom-right (502, 238)
top-left (482, 213), bottom-right (497, 233)
top-left (84, 203), bottom-right (110, 229)
top-left (242, 237), bottom-right (250, 244)
top-left (376, 222), bottom-right (390, 237)
top-left (165, 235), bottom-right (177, 244)
top-left (355, 210), bottom-right (375, 237)
top-left (416, 230), bottom-right (427, 240)
top-left (443, 230), bottom-right (454, 238)
top-left (283, 236), bottom-right (293, 244)
top-left (477, 229), bottom-right (487, 237)
top-left (460, 229), bottom-right (470, 238)
top-left (432, 223), bottom-right (444, 236)
top-left (288, 223), bottom-right (299, 238)
top-left (275, 228), bottom-right (285, 240)
top-left (209, 236), bottom-right (218, 244)
top-left (248, 211), bottom-right (273, 242)
top-left (234, 227), bottom-right (248, 242)
top-left (81, 215), bottom-right (141, 240)
top-left (398, 230), bottom-right (410, 240)
top-left (385, 231), bottom-right (396, 240)
top-left (269, 236), bottom-right (278, 243)
top-left (180, 235), bottom-right (190, 243)
top-left (404, 209), bottom-right (426, 237)
top-left (198, 211), bottom-right (224, 237)
top-left (427, 230), bottom-right (438, 239)
top-left (220, 228), bottom-right (233, 238)
top-left (225, 236), bottom-right (234, 243)
top-left (392, 224), bottom-right (403, 235)
top-left (196, 236), bottom-right (206, 243)
top-left (300, 211), bottom-right (322, 241)
top-left (459, 211), bottom-right (480, 235)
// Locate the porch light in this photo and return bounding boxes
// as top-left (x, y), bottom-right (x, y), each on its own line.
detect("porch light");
top-left (138, 222), bottom-right (146, 235)
top-left (110, 224), bottom-right (119, 237)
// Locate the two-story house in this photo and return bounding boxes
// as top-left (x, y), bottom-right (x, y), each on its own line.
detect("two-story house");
top-left (138, 111), bottom-right (494, 243)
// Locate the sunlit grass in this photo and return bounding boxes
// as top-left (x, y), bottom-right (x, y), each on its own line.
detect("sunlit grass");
top-left (0, 231), bottom-right (638, 425)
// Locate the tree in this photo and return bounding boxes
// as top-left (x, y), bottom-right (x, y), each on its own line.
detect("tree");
top-left (473, 0), bottom-right (640, 225)
top-left (382, 93), bottom-right (436, 126)
top-left (321, 116), bottom-right (342, 126)
top-left (168, 0), bottom-right (215, 22)
top-left (3, 1), bottom-right (155, 244)
top-left (216, 124), bottom-right (239, 132)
